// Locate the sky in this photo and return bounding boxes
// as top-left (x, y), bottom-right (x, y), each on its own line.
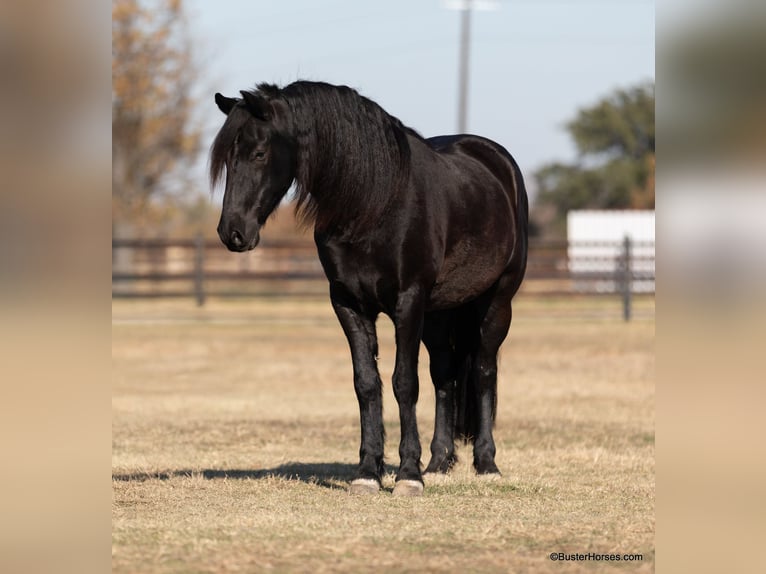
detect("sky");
top-left (186, 0), bottom-right (654, 198)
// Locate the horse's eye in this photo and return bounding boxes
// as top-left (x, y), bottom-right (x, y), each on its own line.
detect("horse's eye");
top-left (253, 150), bottom-right (266, 161)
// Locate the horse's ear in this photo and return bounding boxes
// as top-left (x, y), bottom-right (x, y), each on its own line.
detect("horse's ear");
top-left (215, 93), bottom-right (237, 115)
top-left (240, 90), bottom-right (272, 121)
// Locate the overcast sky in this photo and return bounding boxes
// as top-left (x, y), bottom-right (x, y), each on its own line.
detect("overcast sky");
top-left (187, 0), bottom-right (654, 196)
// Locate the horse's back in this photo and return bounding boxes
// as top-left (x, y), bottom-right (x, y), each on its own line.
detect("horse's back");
top-left (427, 134), bottom-right (523, 209)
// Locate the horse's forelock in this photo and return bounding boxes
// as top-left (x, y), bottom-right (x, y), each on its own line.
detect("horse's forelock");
top-left (209, 106), bottom-right (249, 190)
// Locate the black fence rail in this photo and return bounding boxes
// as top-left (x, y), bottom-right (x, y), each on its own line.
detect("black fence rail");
top-left (112, 236), bottom-right (654, 320)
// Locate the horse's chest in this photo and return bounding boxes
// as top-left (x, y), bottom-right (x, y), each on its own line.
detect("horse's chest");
top-left (316, 242), bottom-right (399, 309)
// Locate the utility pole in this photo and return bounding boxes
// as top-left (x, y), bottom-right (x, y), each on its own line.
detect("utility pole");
top-left (444, 0), bottom-right (500, 134)
top-left (457, 4), bottom-right (472, 133)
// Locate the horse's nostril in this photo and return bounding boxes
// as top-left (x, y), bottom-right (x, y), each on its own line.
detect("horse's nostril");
top-left (230, 230), bottom-right (244, 248)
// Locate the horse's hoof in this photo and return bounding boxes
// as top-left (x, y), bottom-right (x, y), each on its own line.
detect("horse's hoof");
top-left (392, 479), bottom-right (424, 497)
top-left (474, 460), bottom-right (501, 475)
top-left (424, 456), bottom-right (456, 475)
top-left (476, 471), bottom-right (502, 481)
top-left (349, 478), bottom-right (380, 495)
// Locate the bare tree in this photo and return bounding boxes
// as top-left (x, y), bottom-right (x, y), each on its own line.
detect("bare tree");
top-left (112, 0), bottom-right (201, 227)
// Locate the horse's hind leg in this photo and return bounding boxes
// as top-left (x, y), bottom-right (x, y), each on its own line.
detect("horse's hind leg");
top-left (471, 285), bottom-right (514, 475)
top-left (422, 311), bottom-right (459, 474)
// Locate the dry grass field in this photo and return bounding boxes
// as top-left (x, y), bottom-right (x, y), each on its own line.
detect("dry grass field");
top-left (113, 297), bottom-right (654, 573)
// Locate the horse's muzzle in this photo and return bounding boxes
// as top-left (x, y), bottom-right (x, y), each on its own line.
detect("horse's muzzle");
top-left (218, 223), bottom-right (260, 252)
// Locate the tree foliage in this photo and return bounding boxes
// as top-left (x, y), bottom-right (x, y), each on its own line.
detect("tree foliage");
top-left (533, 83), bottom-right (655, 237)
top-left (112, 0), bottom-right (201, 226)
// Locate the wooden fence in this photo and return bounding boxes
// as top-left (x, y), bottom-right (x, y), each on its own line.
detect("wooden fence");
top-left (112, 236), bottom-right (654, 320)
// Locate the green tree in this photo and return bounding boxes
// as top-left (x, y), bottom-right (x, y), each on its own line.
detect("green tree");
top-left (533, 83), bottom-right (655, 237)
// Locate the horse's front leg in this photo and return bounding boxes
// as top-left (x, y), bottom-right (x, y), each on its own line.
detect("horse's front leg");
top-left (391, 289), bottom-right (426, 496)
top-left (332, 297), bottom-right (385, 494)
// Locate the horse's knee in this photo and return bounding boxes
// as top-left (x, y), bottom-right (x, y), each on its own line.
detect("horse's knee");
top-left (353, 372), bottom-right (381, 403)
top-left (392, 368), bottom-right (418, 403)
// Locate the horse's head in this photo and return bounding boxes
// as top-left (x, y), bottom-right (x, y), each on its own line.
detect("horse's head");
top-left (210, 91), bottom-right (297, 252)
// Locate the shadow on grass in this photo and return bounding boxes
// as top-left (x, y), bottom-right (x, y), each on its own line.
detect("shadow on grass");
top-left (112, 462), bottom-right (397, 491)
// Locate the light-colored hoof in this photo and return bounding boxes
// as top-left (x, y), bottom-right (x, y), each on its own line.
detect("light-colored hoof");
top-left (349, 478), bottom-right (380, 495)
top-left (477, 472), bottom-right (502, 482)
top-left (392, 479), bottom-right (424, 497)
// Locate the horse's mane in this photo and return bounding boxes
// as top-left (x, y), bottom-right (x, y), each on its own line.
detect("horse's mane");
top-left (257, 81), bottom-right (421, 234)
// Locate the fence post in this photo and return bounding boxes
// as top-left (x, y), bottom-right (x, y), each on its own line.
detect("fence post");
top-left (621, 235), bottom-right (632, 322)
top-left (194, 233), bottom-right (205, 306)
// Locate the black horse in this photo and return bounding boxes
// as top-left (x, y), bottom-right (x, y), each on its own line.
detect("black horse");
top-left (210, 81), bottom-right (527, 496)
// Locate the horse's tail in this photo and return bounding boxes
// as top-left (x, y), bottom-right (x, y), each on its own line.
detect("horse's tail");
top-left (453, 311), bottom-right (480, 443)
top-left (454, 350), bottom-right (477, 443)
top-left (508, 151), bottom-right (529, 284)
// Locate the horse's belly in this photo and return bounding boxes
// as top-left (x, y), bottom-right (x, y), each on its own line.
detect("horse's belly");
top-left (427, 250), bottom-right (508, 310)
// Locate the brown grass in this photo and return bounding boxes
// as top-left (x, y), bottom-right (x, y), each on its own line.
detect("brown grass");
top-left (113, 297), bottom-right (654, 573)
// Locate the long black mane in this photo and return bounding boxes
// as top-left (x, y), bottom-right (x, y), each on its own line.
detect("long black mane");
top-left (212, 81), bottom-right (422, 234)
